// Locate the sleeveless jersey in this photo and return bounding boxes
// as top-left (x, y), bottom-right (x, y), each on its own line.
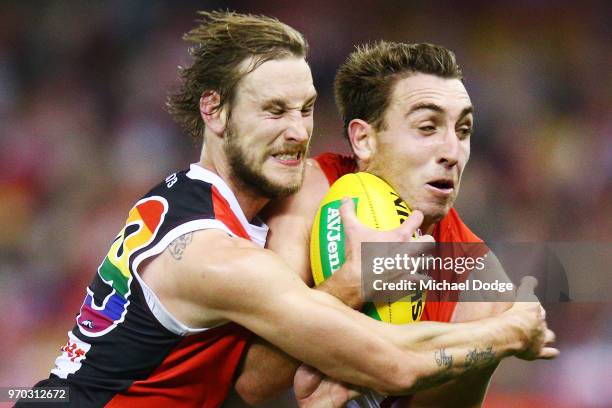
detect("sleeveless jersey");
top-left (40, 164), bottom-right (268, 408)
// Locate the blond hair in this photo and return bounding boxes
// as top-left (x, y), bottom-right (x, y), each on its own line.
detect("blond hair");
top-left (167, 11), bottom-right (308, 141)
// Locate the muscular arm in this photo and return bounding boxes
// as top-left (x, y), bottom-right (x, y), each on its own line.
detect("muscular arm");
top-left (149, 226), bottom-right (540, 394)
top-left (232, 162), bottom-right (554, 405)
top-left (143, 204), bottom-right (553, 402)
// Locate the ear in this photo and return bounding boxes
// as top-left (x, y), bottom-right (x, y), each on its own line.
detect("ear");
top-left (347, 119), bottom-right (376, 163)
top-left (199, 91), bottom-right (227, 136)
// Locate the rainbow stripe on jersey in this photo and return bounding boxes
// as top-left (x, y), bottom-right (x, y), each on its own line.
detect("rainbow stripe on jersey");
top-left (76, 197), bottom-right (168, 336)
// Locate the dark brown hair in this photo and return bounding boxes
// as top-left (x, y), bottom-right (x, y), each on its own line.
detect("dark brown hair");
top-left (167, 11), bottom-right (309, 141)
top-left (334, 41), bottom-right (463, 137)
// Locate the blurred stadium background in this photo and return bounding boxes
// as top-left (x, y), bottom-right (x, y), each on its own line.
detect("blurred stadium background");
top-left (0, 1), bottom-right (610, 407)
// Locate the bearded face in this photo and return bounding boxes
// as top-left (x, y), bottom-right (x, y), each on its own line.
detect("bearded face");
top-left (220, 57), bottom-right (316, 199)
top-left (224, 121), bottom-right (309, 199)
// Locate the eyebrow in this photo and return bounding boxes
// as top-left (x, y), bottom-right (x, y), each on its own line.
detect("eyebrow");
top-left (261, 92), bottom-right (318, 111)
top-left (407, 103), bottom-right (474, 119)
top-left (459, 106), bottom-right (474, 119)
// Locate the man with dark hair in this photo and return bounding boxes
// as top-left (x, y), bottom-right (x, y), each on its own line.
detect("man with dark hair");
top-left (334, 42), bottom-right (463, 138)
top-left (239, 41), bottom-right (540, 407)
top-left (20, 15), bottom-right (555, 407)
top-left (328, 41), bottom-right (483, 328)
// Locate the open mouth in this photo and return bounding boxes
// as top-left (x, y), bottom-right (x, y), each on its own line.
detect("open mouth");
top-left (426, 178), bottom-right (455, 194)
top-left (271, 151), bottom-right (303, 165)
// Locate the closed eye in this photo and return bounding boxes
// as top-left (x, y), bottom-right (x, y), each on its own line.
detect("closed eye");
top-left (419, 125), bottom-right (437, 135)
top-left (301, 106), bottom-right (314, 116)
top-left (457, 126), bottom-right (473, 139)
top-left (268, 109), bottom-right (285, 116)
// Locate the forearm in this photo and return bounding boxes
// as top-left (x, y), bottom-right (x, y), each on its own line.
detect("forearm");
top-left (232, 272), bottom-right (523, 398)
top-left (233, 292), bottom-right (523, 396)
top-left (378, 316), bottom-right (522, 394)
top-left (234, 279), bottom-right (363, 404)
top-left (290, 317), bottom-right (518, 403)
top-left (192, 234), bottom-right (528, 396)
top-left (407, 301), bottom-right (512, 406)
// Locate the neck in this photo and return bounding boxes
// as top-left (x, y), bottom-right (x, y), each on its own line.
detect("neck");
top-left (422, 218), bottom-right (437, 235)
top-left (199, 145), bottom-right (269, 222)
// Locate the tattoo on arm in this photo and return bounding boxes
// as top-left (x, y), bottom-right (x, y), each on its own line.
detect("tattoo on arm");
top-left (434, 345), bottom-right (496, 371)
top-left (465, 346), bottom-right (495, 369)
top-left (168, 232), bottom-right (194, 260)
top-left (435, 348), bottom-right (453, 369)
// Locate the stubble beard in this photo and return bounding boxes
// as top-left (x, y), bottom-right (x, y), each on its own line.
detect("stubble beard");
top-left (224, 125), bottom-right (307, 199)
top-left (368, 152), bottom-right (457, 229)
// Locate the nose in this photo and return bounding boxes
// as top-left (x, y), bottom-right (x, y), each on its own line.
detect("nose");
top-left (437, 127), bottom-right (460, 168)
top-left (283, 112), bottom-right (311, 143)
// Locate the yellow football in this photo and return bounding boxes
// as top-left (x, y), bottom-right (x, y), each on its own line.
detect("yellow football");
top-left (310, 172), bottom-right (425, 324)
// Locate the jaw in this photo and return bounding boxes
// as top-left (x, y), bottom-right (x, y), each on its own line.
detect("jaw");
top-left (259, 158), bottom-right (307, 193)
top-left (405, 187), bottom-right (458, 230)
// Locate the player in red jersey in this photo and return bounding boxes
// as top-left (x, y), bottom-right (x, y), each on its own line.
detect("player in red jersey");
top-left (236, 42), bottom-right (536, 407)
top-left (313, 151), bottom-right (485, 324)
top-left (20, 15), bottom-right (556, 408)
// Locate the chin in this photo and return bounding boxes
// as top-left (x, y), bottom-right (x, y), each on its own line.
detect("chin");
top-left (263, 176), bottom-right (304, 198)
top-left (269, 167), bottom-right (305, 188)
top-left (283, 178), bottom-right (304, 194)
top-left (415, 202), bottom-right (450, 225)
